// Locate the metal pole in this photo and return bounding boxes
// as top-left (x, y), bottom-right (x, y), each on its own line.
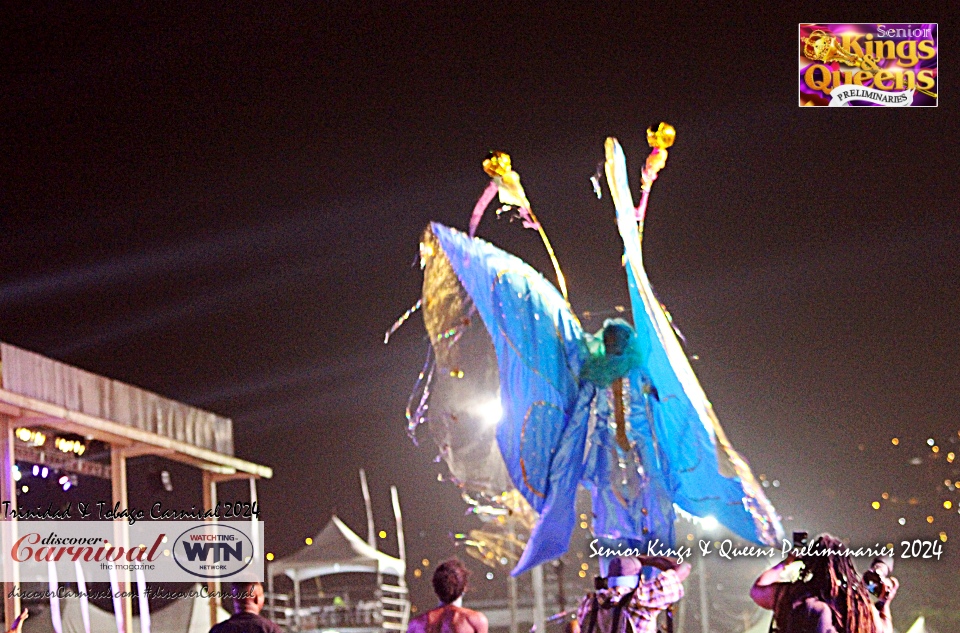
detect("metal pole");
top-left (390, 486), bottom-right (407, 569)
top-left (0, 416), bottom-right (20, 632)
top-left (697, 557), bottom-right (709, 633)
top-left (391, 486), bottom-right (410, 630)
top-left (555, 559), bottom-right (565, 614)
top-left (532, 566), bottom-right (546, 633)
top-left (507, 521), bottom-right (518, 633)
top-left (360, 470), bottom-right (376, 548)
top-left (112, 447), bottom-right (133, 633)
top-left (202, 471), bottom-right (219, 629)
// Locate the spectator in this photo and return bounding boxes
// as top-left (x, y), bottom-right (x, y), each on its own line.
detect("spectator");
top-left (750, 533), bottom-right (897, 633)
top-left (407, 559), bottom-right (488, 633)
top-left (576, 556), bottom-right (690, 633)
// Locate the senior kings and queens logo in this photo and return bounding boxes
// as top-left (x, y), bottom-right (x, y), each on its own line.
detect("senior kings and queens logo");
top-left (799, 23), bottom-right (938, 107)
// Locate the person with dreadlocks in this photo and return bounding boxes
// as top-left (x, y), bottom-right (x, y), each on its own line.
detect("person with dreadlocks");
top-left (750, 533), bottom-right (897, 633)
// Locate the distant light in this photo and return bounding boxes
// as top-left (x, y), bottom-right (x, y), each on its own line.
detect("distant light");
top-left (305, 538), bottom-right (313, 545)
top-left (898, 517), bottom-right (906, 525)
top-left (32, 465), bottom-right (39, 476)
top-left (21, 485), bottom-right (28, 493)
top-left (486, 572), bottom-right (494, 580)
top-left (59, 476), bottom-right (69, 485)
top-left (40, 467), bottom-right (48, 479)
top-left (939, 532), bottom-right (947, 542)
top-left (160, 470), bottom-right (174, 492)
top-left (932, 446), bottom-right (940, 453)
top-left (422, 558), bottom-right (430, 567)
top-left (891, 438), bottom-right (899, 446)
top-left (580, 563), bottom-right (589, 571)
top-left (12, 467), bottom-right (20, 482)
top-left (578, 571), bottom-right (586, 578)
top-left (687, 533), bottom-right (694, 541)
top-left (881, 492), bottom-right (889, 499)
top-left (580, 521), bottom-right (588, 529)
top-left (948, 452), bottom-right (956, 463)
top-left (944, 501), bottom-right (953, 510)
top-left (378, 530), bottom-right (387, 539)
top-left (413, 569), bottom-right (422, 578)
top-left (266, 553), bottom-right (274, 561)
top-left (927, 516), bottom-right (934, 523)
top-left (871, 501), bottom-right (880, 510)
top-left (701, 516), bottom-right (719, 532)
top-left (476, 398), bottom-right (503, 427)
top-left (772, 480), bottom-right (780, 488)
top-left (927, 438), bottom-right (935, 446)
top-left (500, 557), bottom-right (508, 565)
top-left (909, 457), bottom-right (923, 466)
top-left (62, 482), bottom-right (71, 491)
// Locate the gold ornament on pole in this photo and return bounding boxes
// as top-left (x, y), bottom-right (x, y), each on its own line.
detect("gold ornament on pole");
top-left (482, 151), bottom-right (569, 301)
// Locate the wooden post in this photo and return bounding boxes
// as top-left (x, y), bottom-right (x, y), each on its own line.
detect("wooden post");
top-left (0, 416), bottom-right (20, 631)
top-left (202, 470), bottom-right (219, 628)
top-left (111, 446), bottom-right (133, 633)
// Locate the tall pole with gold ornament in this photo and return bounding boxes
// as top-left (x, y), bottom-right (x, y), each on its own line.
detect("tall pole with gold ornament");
top-left (480, 151), bottom-right (570, 301)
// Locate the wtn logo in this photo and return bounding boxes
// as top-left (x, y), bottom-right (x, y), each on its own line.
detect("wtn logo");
top-left (181, 540), bottom-right (244, 563)
top-left (173, 525), bottom-right (255, 579)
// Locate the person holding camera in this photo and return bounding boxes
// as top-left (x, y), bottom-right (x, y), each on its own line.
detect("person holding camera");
top-left (750, 533), bottom-right (897, 633)
top-left (574, 555), bottom-right (691, 633)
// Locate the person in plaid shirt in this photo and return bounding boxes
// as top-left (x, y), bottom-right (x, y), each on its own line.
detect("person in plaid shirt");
top-left (575, 556), bottom-right (691, 633)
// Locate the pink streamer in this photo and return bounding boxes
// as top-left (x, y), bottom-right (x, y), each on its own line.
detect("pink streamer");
top-left (516, 207), bottom-right (541, 231)
top-left (469, 181), bottom-right (499, 237)
top-left (635, 190), bottom-right (650, 223)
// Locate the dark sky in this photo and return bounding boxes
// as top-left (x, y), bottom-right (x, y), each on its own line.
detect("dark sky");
top-left (2, 2), bottom-right (958, 627)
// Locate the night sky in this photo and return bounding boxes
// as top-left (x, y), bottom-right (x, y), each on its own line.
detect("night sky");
top-left (2, 3), bottom-right (958, 629)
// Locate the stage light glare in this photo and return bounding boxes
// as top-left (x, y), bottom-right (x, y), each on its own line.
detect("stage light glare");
top-left (701, 515), bottom-right (719, 532)
top-left (476, 398), bottom-right (503, 426)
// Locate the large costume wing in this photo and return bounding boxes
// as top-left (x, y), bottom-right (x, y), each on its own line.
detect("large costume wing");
top-left (604, 139), bottom-right (783, 546)
top-left (422, 223), bottom-right (587, 574)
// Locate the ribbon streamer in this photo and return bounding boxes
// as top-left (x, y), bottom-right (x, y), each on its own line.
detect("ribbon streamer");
top-left (109, 567), bottom-right (124, 633)
top-left (76, 561), bottom-right (91, 633)
top-left (48, 560), bottom-right (63, 633)
top-left (384, 299), bottom-right (422, 343)
top-left (137, 568), bottom-right (151, 633)
top-left (469, 181), bottom-right (499, 237)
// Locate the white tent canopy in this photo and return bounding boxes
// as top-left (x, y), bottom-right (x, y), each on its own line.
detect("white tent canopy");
top-left (269, 515), bottom-right (405, 581)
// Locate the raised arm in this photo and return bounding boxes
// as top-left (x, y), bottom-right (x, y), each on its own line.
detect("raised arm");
top-left (639, 556), bottom-right (692, 582)
top-left (750, 559), bottom-right (797, 610)
top-left (872, 576), bottom-right (898, 633)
